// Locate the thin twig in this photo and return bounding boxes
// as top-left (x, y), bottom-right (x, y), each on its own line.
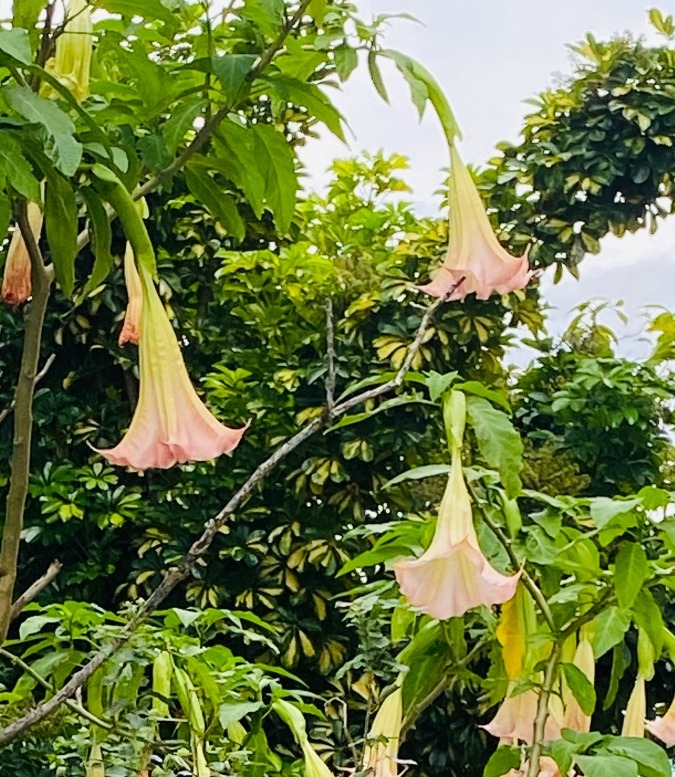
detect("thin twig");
top-left (526, 641), bottom-right (561, 777)
top-left (0, 647), bottom-right (112, 731)
top-left (9, 559), bottom-right (62, 622)
top-left (0, 203), bottom-right (54, 644)
top-left (0, 354), bottom-right (56, 427)
top-left (76, 0), bottom-right (315, 252)
top-left (325, 298), bottom-right (336, 410)
top-left (0, 281), bottom-right (463, 745)
top-left (480, 508), bottom-right (555, 632)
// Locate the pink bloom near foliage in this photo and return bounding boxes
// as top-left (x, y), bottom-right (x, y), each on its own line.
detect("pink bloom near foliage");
top-left (394, 449), bottom-right (519, 620)
top-left (1, 203), bottom-right (43, 306)
top-left (419, 146), bottom-right (532, 300)
top-left (646, 695), bottom-right (675, 746)
top-left (482, 685), bottom-right (562, 745)
top-left (98, 260), bottom-right (246, 470)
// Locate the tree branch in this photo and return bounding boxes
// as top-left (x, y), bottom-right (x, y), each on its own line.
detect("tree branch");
top-left (527, 641), bottom-right (562, 777)
top-left (0, 354), bottom-right (56, 427)
top-left (9, 559), bottom-right (62, 623)
top-left (0, 282), bottom-right (463, 745)
top-left (76, 0), bottom-right (315, 251)
top-left (0, 203), bottom-right (54, 645)
top-left (325, 298), bottom-right (336, 410)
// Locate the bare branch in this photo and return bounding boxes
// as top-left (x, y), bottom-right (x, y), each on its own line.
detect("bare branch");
top-left (0, 283), bottom-right (462, 745)
top-left (325, 298), bottom-right (336, 410)
top-left (526, 642), bottom-right (562, 777)
top-left (0, 354), bottom-right (56, 427)
top-left (9, 560), bottom-right (62, 623)
top-left (0, 203), bottom-right (54, 644)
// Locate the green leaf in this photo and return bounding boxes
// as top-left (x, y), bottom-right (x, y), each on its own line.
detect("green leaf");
top-left (426, 370), bottom-right (458, 401)
top-left (589, 498), bottom-right (640, 529)
top-left (185, 166), bottom-right (245, 241)
top-left (240, 0), bottom-right (284, 36)
top-left (368, 50), bottom-right (389, 102)
top-left (483, 747), bottom-right (521, 777)
top-left (219, 701), bottom-right (264, 728)
top-left (455, 381), bottom-right (510, 411)
top-left (632, 589), bottom-right (664, 656)
top-left (13, 0), bottom-right (46, 29)
top-left (138, 132), bottom-right (172, 172)
top-left (466, 396), bottom-right (523, 498)
top-left (44, 171), bottom-right (78, 297)
top-left (604, 643), bottom-right (630, 710)
top-left (525, 525), bottom-right (558, 564)
top-left (614, 543), bottom-right (648, 609)
top-left (0, 133), bottom-right (40, 201)
top-left (266, 75), bottom-right (346, 141)
top-left (96, 0), bottom-right (177, 27)
top-left (574, 755), bottom-right (637, 777)
top-left (549, 738), bottom-right (577, 775)
top-left (308, 0), bottom-right (327, 25)
top-left (0, 196), bottom-right (10, 244)
top-left (80, 188), bottom-right (114, 296)
top-left (3, 86), bottom-right (83, 177)
top-left (561, 663), bottom-right (596, 716)
top-left (0, 28), bottom-right (32, 65)
top-left (592, 606), bottom-right (631, 658)
top-left (163, 97), bottom-right (205, 155)
top-left (212, 54), bottom-right (257, 100)
top-left (251, 123), bottom-right (297, 232)
top-left (383, 464), bottom-right (452, 490)
top-left (337, 543), bottom-right (411, 576)
top-left (604, 736), bottom-right (671, 777)
top-left (213, 122), bottom-right (266, 218)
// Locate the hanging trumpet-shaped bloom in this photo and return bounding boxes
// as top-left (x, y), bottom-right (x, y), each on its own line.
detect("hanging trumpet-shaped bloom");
top-left (419, 146), bottom-right (533, 301)
top-left (301, 740), bottom-right (335, 777)
top-left (563, 633), bottom-right (596, 733)
top-left (646, 695), bottom-right (675, 746)
top-left (118, 243), bottom-right (142, 346)
top-left (98, 262), bottom-right (246, 470)
top-left (482, 684), bottom-right (563, 745)
top-left (622, 674), bottom-right (647, 738)
top-left (1, 203), bottom-right (43, 305)
top-left (362, 687), bottom-right (404, 777)
top-left (48, 0), bottom-right (93, 102)
top-left (394, 447), bottom-right (519, 619)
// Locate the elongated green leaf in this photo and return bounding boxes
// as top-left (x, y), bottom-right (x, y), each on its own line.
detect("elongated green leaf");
top-left (466, 396), bottom-right (523, 498)
top-left (632, 589), bottom-right (664, 656)
top-left (185, 166), bottom-right (245, 240)
top-left (592, 606), bottom-right (631, 658)
top-left (13, 0), bottom-right (46, 28)
top-left (604, 643), bottom-right (630, 710)
top-left (574, 755), bottom-right (637, 777)
top-left (44, 171), bottom-right (78, 297)
top-left (328, 395), bottom-right (435, 431)
top-left (3, 86), bottom-right (83, 176)
top-left (163, 97), bottom-right (205, 155)
top-left (383, 464), bottom-right (452, 490)
top-left (368, 49), bottom-right (389, 102)
top-left (213, 123), bottom-right (266, 218)
top-left (0, 28), bottom-right (32, 65)
top-left (251, 123), bottom-right (297, 232)
top-left (80, 188), bottom-right (114, 295)
top-left (483, 747), bottom-right (521, 777)
top-left (266, 75), bottom-right (346, 140)
top-left (614, 542), bottom-right (648, 609)
top-left (219, 701), bottom-right (264, 728)
top-left (95, 0), bottom-right (177, 27)
top-left (604, 737), bottom-right (671, 777)
top-left (338, 543), bottom-right (411, 577)
top-left (241, 0), bottom-right (284, 36)
top-left (589, 497), bottom-right (640, 529)
top-left (0, 133), bottom-right (40, 201)
top-left (455, 380), bottom-right (510, 411)
top-left (308, 0), bottom-right (327, 25)
top-left (212, 54), bottom-right (257, 100)
top-left (562, 662), bottom-right (596, 716)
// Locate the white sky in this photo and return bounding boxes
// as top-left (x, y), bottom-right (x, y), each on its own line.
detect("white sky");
top-left (299, 0), bottom-right (675, 361)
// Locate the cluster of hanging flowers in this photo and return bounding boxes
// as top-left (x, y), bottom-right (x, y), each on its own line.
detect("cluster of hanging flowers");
top-left (394, 390), bottom-right (520, 619)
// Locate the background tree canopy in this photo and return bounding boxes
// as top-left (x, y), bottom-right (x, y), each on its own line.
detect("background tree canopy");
top-left (0, 2), bottom-right (675, 776)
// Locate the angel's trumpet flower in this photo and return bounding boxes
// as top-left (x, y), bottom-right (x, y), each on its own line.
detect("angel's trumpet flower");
top-left (362, 687), bottom-right (404, 777)
top-left (98, 262), bottom-right (246, 470)
top-left (48, 0), bottom-right (93, 102)
top-left (394, 446), bottom-right (519, 619)
top-left (1, 203), bottom-right (43, 305)
top-left (419, 147), bottom-right (532, 301)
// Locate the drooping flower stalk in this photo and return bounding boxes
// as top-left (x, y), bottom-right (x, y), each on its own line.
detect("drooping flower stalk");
top-left (419, 146), bottom-right (532, 301)
top-left (1, 202), bottom-right (43, 305)
top-left (394, 391), bottom-right (519, 619)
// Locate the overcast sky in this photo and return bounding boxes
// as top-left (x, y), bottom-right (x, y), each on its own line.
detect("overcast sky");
top-left (299, 0), bottom-right (675, 361)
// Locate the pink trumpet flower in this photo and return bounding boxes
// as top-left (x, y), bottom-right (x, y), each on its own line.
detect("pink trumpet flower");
top-left (1, 203), bottom-right (43, 305)
top-left (482, 685), bottom-right (563, 745)
top-left (419, 146), bottom-right (533, 300)
top-left (394, 450), bottom-right (519, 619)
top-left (362, 687), bottom-right (404, 777)
top-left (118, 243), bottom-right (142, 346)
top-left (563, 634), bottom-right (595, 733)
top-left (98, 262), bottom-right (246, 470)
top-left (646, 696), bottom-right (675, 746)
